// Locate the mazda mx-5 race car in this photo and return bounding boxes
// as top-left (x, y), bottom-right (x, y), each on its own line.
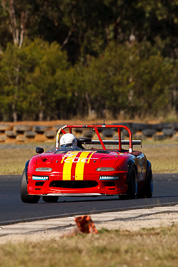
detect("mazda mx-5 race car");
top-left (20, 124), bottom-right (153, 203)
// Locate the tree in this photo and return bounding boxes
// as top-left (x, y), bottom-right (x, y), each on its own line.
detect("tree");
top-left (0, 43), bottom-right (28, 121)
top-left (0, 0), bottom-right (31, 47)
top-left (76, 42), bottom-right (174, 119)
top-left (0, 0), bottom-right (177, 120)
top-left (0, 39), bottom-right (70, 121)
top-left (131, 53), bottom-right (173, 117)
top-left (23, 39), bottom-right (69, 120)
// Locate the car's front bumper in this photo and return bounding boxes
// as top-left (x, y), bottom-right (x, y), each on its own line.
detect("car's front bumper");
top-left (27, 172), bottom-right (128, 196)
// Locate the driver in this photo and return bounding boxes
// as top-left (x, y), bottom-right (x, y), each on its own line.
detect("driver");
top-left (60, 133), bottom-right (82, 150)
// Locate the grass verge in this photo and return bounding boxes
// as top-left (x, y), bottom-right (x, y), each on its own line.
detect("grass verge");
top-left (0, 141), bottom-right (178, 175)
top-left (0, 225), bottom-right (177, 267)
top-left (141, 140), bottom-right (178, 173)
top-left (0, 140), bottom-right (177, 175)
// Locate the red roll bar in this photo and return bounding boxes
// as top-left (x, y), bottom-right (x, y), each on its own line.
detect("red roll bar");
top-left (56, 124), bottom-right (135, 152)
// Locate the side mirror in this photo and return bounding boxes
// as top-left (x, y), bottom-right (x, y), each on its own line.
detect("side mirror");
top-left (36, 147), bottom-right (44, 154)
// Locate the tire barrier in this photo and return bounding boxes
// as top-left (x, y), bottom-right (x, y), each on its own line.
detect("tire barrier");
top-left (173, 123), bottom-right (178, 130)
top-left (0, 122), bottom-right (177, 143)
top-left (5, 130), bottom-right (17, 138)
top-left (162, 128), bottom-right (175, 137)
top-left (151, 123), bottom-right (163, 131)
top-left (132, 123), bottom-right (149, 131)
top-left (102, 128), bottom-right (114, 138)
top-left (33, 125), bottom-right (50, 133)
top-left (83, 129), bottom-right (94, 138)
top-left (24, 131), bottom-right (36, 138)
top-left (153, 134), bottom-right (166, 141)
top-left (0, 125), bottom-right (12, 131)
top-left (13, 125), bottom-right (32, 133)
top-left (44, 130), bottom-right (56, 139)
top-left (142, 129), bottom-right (156, 137)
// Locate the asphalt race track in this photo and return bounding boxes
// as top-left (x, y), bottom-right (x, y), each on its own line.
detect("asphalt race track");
top-left (0, 173), bottom-right (178, 225)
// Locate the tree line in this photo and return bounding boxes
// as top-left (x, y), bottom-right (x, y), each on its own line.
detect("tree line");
top-left (0, 0), bottom-right (177, 121)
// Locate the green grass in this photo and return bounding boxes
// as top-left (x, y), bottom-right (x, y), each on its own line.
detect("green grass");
top-left (0, 140), bottom-right (177, 175)
top-left (0, 225), bottom-right (178, 267)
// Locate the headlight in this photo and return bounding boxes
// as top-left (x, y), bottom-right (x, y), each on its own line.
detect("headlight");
top-left (99, 176), bottom-right (119, 180)
top-left (96, 167), bottom-right (115, 171)
top-left (32, 176), bottom-right (49, 180)
top-left (35, 167), bottom-right (52, 172)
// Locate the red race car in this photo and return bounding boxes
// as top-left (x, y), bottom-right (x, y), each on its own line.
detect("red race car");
top-left (20, 124), bottom-right (153, 203)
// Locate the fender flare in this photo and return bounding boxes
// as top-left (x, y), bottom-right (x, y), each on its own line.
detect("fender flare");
top-left (146, 160), bottom-right (152, 172)
top-left (146, 160), bottom-right (153, 183)
top-left (144, 160), bottom-right (153, 197)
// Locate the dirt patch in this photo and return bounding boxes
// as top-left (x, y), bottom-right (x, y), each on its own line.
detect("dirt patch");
top-left (0, 120), bottom-right (116, 126)
top-left (0, 119), bottom-right (162, 126)
top-left (0, 205), bottom-right (177, 244)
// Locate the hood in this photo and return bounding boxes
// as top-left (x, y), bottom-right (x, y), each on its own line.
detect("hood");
top-left (34, 150), bottom-right (122, 166)
top-left (36, 155), bottom-right (54, 164)
top-left (29, 150), bottom-right (125, 177)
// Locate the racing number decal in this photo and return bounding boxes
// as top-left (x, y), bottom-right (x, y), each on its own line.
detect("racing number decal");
top-left (62, 151), bottom-right (95, 180)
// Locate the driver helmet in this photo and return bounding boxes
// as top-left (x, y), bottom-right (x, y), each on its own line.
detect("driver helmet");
top-left (60, 133), bottom-right (77, 147)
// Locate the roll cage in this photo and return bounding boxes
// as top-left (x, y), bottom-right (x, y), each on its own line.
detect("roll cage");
top-left (56, 124), bottom-right (141, 153)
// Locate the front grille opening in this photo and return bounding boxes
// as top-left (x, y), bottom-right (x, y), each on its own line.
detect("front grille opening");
top-left (103, 182), bottom-right (115, 187)
top-left (50, 181), bottom-right (98, 189)
top-left (35, 182), bottom-right (45, 186)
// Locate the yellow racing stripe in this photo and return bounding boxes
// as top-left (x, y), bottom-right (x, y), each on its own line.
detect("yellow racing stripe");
top-left (87, 151), bottom-right (95, 163)
top-left (75, 151), bottom-right (93, 180)
top-left (62, 152), bottom-right (79, 180)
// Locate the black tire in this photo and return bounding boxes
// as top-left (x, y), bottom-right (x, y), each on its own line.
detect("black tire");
top-left (132, 123), bottom-right (149, 131)
top-left (153, 134), bottom-right (165, 141)
top-left (143, 168), bottom-right (153, 198)
top-left (33, 125), bottom-right (50, 133)
top-left (120, 167), bottom-right (138, 199)
top-left (142, 129), bottom-right (156, 137)
top-left (162, 128), bottom-right (175, 137)
top-left (83, 129), bottom-right (93, 138)
top-left (45, 130), bottom-right (56, 138)
top-left (151, 123), bottom-right (163, 131)
top-left (24, 131), bottom-right (36, 138)
top-left (20, 170), bottom-right (40, 203)
top-left (43, 196), bottom-right (59, 203)
top-left (102, 128), bottom-right (114, 138)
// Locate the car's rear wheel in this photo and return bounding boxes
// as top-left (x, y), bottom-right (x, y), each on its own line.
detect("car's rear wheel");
top-left (42, 196), bottom-right (59, 203)
top-left (120, 167), bottom-right (138, 199)
top-left (143, 168), bottom-right (153, 198)
top-left (20, 170), bottom-right (40, 203)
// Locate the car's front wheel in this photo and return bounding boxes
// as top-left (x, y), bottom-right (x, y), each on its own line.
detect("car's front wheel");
top-left (143, 168), bottom-right (153, 198)
top-left (20, 170), bottom-right (40, 203)
top-left (120, 166), bottom-right (138, 199)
